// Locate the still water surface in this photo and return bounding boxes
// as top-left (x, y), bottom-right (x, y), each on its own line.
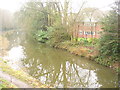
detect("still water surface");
top-left (2, 30), bottom-right (118, 88)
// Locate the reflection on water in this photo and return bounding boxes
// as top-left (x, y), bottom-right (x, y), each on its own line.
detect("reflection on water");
top-left (25, 59), bottom-right (102, 88)
top-left (23, 43), bottom-right (118, 88)
top-left (2, 30), bottom-right (118, 88)
top-left (3, 46), bottom-right (26, 70)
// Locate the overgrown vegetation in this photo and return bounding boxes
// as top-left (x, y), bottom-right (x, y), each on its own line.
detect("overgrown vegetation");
top-left (34, 26), bottom-right (71, 45)
top-left (95, 1), bottom-right (120, 72)
top-left (16, 0), bottom-right (119, 72)
top-left (17, 0), bottom-right (87, 45)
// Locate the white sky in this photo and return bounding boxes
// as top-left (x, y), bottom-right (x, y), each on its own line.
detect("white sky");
top-left (0, 0), bottom-right (25, 12)
top-left (71, 0), bottom-right (115, 12)
top-left (0, 0), bottom-right (116, 13)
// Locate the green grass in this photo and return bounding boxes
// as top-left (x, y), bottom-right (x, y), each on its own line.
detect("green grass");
top-left (0, 58), bottom-right (51, 88)
top-left (0, 78), bottom-right (17, 88)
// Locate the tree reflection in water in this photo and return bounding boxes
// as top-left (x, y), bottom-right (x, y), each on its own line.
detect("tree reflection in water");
top-left (22, 38), bottom-right (117, 88)
top-left (24, 57), bottom-right (101, 88)
top-left (4, 31), bottom-right (118, 88)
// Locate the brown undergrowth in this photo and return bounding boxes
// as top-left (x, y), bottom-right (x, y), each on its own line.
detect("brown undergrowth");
top-left (53, 41), bottom-right (119, 73)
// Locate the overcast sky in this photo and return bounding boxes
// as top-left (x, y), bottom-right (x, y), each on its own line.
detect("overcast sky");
top-left (0, 0), bottom-right (116, 13)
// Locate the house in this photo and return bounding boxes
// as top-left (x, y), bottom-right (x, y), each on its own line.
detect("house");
top-left (73, 18), bottom-right (103, 39)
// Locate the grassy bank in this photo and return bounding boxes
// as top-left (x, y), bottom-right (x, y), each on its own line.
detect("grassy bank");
top-left (51, 40), bottom-right (119, 73)
top-left (34, 29), bottom-right (119, 73)
top-left (0, 58), bottom-right (51, 88)
top-left (0, 78), bottom-right (17, 88)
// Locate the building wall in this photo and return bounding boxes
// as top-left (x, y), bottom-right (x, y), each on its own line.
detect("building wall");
top-left (73, 22), bottom-right (103, 38)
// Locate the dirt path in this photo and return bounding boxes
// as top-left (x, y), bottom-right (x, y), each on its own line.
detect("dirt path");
top-left (0, 70), bottom-right (32, 88)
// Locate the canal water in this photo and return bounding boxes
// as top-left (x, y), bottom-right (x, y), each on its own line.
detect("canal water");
top-left (1, 30), bottom-right (118, 88)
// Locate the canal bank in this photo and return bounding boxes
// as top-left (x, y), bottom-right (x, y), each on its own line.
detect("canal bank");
top-left (0, 30), bottom-right (118, 88)
top-left (0, 77), bottom-right (17, 88)
top-left (52, 41), bottom-right (119, 73)
top-left (0, 58), bottom-right (51, 88)
top-left (0, 32), bottom-right (51, 88)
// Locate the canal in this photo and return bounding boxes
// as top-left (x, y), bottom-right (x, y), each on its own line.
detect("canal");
top-left (1, 30), bottom-right (118, 88)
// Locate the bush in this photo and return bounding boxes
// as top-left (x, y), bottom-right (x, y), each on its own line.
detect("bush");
top-left (47, 29), bottom-right (71, 46)
top-left (78, 38), bottom-right (87, 42)
top-left (96, 1), bottom-right (120, 67)
top-left (34, 26), bottom-right (71, 46)
top-left (76, 38), bottom-right (99, 46)
top-left (34, 30), bottom-right (49, 43)
top-left (87, 38), bottom-right (98, 43)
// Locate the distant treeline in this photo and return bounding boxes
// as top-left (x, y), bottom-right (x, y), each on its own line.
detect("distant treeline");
top-left (0, 9), bottom-right (18, 31)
